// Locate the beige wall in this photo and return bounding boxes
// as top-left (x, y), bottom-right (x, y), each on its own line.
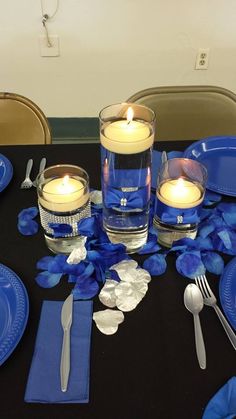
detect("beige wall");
top-left (1, 0), bottom-right (236, 116)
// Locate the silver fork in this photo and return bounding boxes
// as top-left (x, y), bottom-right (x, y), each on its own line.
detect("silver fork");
top-left (20, 159), bottom-right (33, 189)
top-left (32, 158), bottom-right (46, 187)
top-left (195, 274), bottom-right (236, 350)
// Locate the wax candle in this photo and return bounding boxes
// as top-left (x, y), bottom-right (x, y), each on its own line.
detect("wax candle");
top-left (101, 107), bottom-right (154, 154)
top-left (39, 175), bottom-right (89, 212)
top-left (157, 178), bottom-right (203, 209)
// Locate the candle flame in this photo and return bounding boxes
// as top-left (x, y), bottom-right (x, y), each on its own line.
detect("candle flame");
top-left (176, 177), bottom-right (184, 189)
top-left (62, 175), bottom-right (69, 186)
top-left (127, 107), bottom-right (134, 124)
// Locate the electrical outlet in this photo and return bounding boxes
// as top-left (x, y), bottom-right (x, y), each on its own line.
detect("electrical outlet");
top-left (195, 48), bottom-right (209, 70)
top-left (39, 35), bottom-right (60, 57)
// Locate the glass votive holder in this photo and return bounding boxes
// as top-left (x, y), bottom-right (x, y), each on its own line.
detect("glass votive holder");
top-left (36, 164), bottom-right (91, 254)
top-left (99, 102), bottom-right (155, 253)
top-left (153, 158), bottom-right (207, 247)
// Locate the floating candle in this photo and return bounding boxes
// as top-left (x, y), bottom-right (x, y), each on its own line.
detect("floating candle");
top-left (101, 107), bottom-right (153, 154)
top-left (158, 178), bottom-right (203, 209)
top-left (39, 175), bottom-right (88, 212)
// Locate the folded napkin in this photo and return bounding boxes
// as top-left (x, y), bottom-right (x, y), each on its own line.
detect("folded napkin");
top-left (151, 150), bottom-right (183, 190)
top-left (25, 299), bottom-right (93, 403)
top-left (202, 377), bottom-right (236, 419)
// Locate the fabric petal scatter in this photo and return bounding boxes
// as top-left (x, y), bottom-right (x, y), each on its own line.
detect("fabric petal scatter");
top-left (98, 280), bottom-right (118, 308)
top-left (35, 271), bottom-right (63, 288)
top-left (176, 251), bottom-right (205, 279)
top-left (66, 237), bottom-right (87, 264)
top-left (201, 251), bottom-right (224, 275)
top-left (72, 277), bottom-right (99, 300)
top-left (143, 254), bottom-right (167, 276)
top-left (93, 309), bottom-right (124, 335)
top-left (17, 206), bottom-right (39, 236)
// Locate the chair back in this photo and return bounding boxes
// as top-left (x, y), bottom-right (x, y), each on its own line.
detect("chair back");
top-left (127, 85), bottom-right (236, 141)
top-left (0, 92), bottom-right (51, 145)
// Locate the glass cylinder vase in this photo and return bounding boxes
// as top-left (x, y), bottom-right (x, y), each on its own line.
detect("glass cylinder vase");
top-left (153, 158), bottom-right (207, 247)
top-left (36, 164), bottom-right (91, 254)
top-left (99, 103), bottom-right (155, 253)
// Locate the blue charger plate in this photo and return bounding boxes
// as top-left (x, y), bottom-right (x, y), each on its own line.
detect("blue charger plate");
top-left (184, 136), bottom-right (236, 196)
top-left (0, 153), bottom-right (13, 192)
top-left (0, 264), bottom-right (29, 365)
top-left (219, 257), bottom-right (236, 331)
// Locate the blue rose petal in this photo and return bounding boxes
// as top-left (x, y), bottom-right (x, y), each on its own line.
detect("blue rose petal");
top-left (35, 271), bottom-right (63, 288)
top-left (176, 251), bottom-right (205, 279)
top-left (201, 251), bottom-right (224, 275)
top-left (143, 254), bottom-right (167, 276)
top-left (36, 256), bottom-right (55, 271)
top-left (72, 276), bottom-right (100, 300)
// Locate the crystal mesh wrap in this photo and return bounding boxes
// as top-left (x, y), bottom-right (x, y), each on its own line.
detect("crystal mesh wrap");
top-left (38, 200), bottom-right (91, 237)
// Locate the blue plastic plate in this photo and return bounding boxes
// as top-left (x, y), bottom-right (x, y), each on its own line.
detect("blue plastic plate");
top-left (0, 153), bottom-right (13, 192)
top-left (184, 136), bottom-right (236, 196)
top-left (219, 257), bottom-right (236, 331)
top-left (0, 264), bottom-right (29, 365)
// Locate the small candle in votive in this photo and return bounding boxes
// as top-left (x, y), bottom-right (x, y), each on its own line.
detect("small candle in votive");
top-left (158, 178), bottom-right (202, 209)
top-left (39, 175), bottom-right (88, 212)
top-left (101, 107), bottom-right (153, 154)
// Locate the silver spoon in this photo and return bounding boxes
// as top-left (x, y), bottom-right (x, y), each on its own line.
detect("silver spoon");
top-left (184, 283), bottom-right (206, 369)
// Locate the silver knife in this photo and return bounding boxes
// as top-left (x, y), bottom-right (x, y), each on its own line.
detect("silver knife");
top-left (32, 157), bottom-right (47, 187)
top-left (60, 293), bottom-right (73, 392)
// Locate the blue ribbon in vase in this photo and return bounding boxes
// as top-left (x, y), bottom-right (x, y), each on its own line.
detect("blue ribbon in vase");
top-left (154, 198), bottom-right (201, 225)
top-left (104, 185), bottom-right (150, 212)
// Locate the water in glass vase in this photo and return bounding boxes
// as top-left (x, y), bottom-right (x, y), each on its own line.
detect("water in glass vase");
top-left (101, 146), bottom-right (151, 253)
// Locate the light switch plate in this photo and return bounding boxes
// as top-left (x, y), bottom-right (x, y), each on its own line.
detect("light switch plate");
top-left (39, 35), bottom-right (60, 57)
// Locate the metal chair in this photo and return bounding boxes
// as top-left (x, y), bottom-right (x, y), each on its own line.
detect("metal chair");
top-left (127, 85), bottom-right (236, 141)
top-left (0, 92), bottom-right (51, 145)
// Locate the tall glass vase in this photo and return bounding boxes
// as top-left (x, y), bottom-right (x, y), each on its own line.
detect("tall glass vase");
top-left (99, 103), bottom-right (155, 253)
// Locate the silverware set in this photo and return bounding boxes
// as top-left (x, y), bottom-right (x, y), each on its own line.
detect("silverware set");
top-left (20, 158), bottom-right (47, 189)
top-left (184, 274), bottom-right (236, 369)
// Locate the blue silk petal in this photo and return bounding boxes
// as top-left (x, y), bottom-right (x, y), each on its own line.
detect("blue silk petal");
top-left (217, 230), bottom-right (232, 250)
top-left (47, 254), bottom-right (68, 273)
top-left (36, 256), bottom-right (54, 271)
top-left (18, 219), bottom-right (39, 236)
top-left (143, 254), bottom-right (167, 276)
top-left (18, 206), bottom-right (39, 219)
top-left (63, 261), bottom-right (88, 275)
top-left (77, 215), bottom-right (99, 238)
top-left (75, 262), bottom-right (95, 282)
top-left (91, 242), bottom-right (127, 269)
top-left (198, 221), bottom-right (215, 238)
top-left (176, 251), bottom-right (205, 279)
top-left (195, 237), bottom-right (213, 250)
top-left (199, 208), bottom-right (212, 221)
top-left (201, 251), bottom-right (224, 275)
top-left (35, 271), bottom-right (63, 288)
top-left (72, 276), bottom-right (100, 300)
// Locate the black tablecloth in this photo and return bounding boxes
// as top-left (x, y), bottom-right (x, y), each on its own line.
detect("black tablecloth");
top-left (0, 142), bottom-right (235, 419)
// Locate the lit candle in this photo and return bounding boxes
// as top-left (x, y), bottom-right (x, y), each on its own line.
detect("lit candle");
top-left (39, 175), bottom-right (89, 212)
top-left (101, 107), bottom-right (154, 154)
top-left (157, 178), bottom-right (203, 209)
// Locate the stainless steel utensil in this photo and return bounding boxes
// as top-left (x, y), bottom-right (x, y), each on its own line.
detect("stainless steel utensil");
top-left (20, 159), bottom-right (33, 189)
top-left (184, 283), bottom-right (206, 369)
top-left (195, 274), bottom-right (236, 350)
top-left (60, 293), bottom-right (73, 392)
top-left (32, 158), bottom-right (47, 187)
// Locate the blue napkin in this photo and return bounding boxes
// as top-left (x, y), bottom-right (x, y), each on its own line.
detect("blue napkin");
top-left (25, 299), bottom-right (93, 403)
top-left (151, 150), bottom-right (183, 190)
top-left (202, 377), bottom-right (236, 419)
